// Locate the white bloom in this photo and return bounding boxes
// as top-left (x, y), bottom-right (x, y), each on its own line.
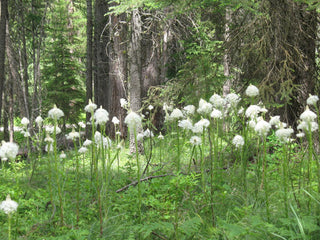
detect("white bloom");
top-left (245, 84), bottom-right (259, 97)
top-left (0, 141), bottom-right (19, 161)
top-left (23, 130), bottom-right (30, 138)
top-left (300, 107), bottom-right (317, 123)
top-left (178, 119), bottom-right (193, 130)
top-left (83, 139), bottom-right (92, 146)
top-left (197, 99), bottom-right (213, 115)
top-left (170, 108), bottom-right (184, 120)
top-left (35, 116), bottom-right (43, 126)
top-left (111, 116), bottom-right (120, 125)
top-left (192, 119), bottom-right (210, 133)
top-left (66, 128), bottom-right (80, 140)
top-left (275, 128), bottom-right (294, 143)
top-left (307, 94), bottom-right (319, 106)
top-left (45, 144), bottom-right (53, 152)
top-left (190, 136), bottom-right (202, 146)
top-left (78, 121), bottom-right (86, 128)
top-left (148, 105), bottom-right (154, 111)
top-left (158, 133), bottom-right (164, 140)
top-left (45, 125), bottom-right (61, 134)
top-left (209, 94), bottom-right (225, 109)
top-left (116, 131), bottom-right (121, 136)
top-left (0, 195), bottom-right (18, 215)
top-left (78, 147), bottom-right (88, 154)
top-left (120, 98), bottom-right (128, 108)
top-left (211, 109), bottom-right (223, 119)
top-left (254, 119), bottom-right (271, 137)
top-left (238, 107), bottom-right (244, 115)
top-left (21, 117), bottom-right (30, 127)
top-left (143, 129), bottom-right (154, 138)
top-left (225, 93), bottom-right (241, 107)
top-left (232, 135), bottom-right (244, 148)
top-left (44, 134), bottom-right (54, 143)
top-left (297, 121), bottom-right (318, 132)
top-left (296, 132), bottom-right (305, 138)
top-left (94, 106), bottom-right (109, 126)
top-left (48, 104), bottom-right (64, 120)
top-left (94, 131), bottom-right (112, 148)
top-left (245, 105), bottom-right (262, 119)
top-left (248, 119), bottom-right (257, 129)
top-left (269, 115), bottom-right (281, 127)
top-left (85, 99), bottom-right (97, 113)
top-left (183, 105), bottom-right (196, 116)
top-left (124, 111), bottom-right (142, 131)
top-left (60, 151), bottom-right (66, 159)
top-left (163, 103), bottom-right (173, 112)
top-left (137, 133), bottom-right (144, 141)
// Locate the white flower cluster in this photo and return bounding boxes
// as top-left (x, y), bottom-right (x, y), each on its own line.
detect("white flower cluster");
top-left (297, 106), bottom-right (318, 133)
top-left (245, 84), bottom-right (259, 97)
top-left (232, 135), bottom-right (244, 148)
top-left (66, 128), bottom-right (80, 140)
top-left (94, 106), bottom-right (109, 126)
top-left (94, 131), bottom-right (112, 149)
top-left (124, 111), bottom-right (142, 132)
top-left (85, 99), bottom-right (97, 113)
top-left (0, 195), bottom-right (18, 215)
top-left (0, 141), bottom-right (19, 161)
top-left (48, 104), bottom-right (64, 120)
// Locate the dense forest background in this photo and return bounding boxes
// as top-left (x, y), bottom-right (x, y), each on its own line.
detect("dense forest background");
top-left (0, 0), bottom-right (319, 135)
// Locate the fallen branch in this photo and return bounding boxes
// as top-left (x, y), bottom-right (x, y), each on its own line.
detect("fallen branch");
top-left (116, 173), bottom-right (174, 193)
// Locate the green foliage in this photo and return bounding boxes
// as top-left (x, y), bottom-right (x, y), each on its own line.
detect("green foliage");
top-left (42, 0), bottom-right (85, 124)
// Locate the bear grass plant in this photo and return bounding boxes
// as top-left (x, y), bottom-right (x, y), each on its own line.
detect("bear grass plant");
top-left (2, 87), bottom-right (320, 239)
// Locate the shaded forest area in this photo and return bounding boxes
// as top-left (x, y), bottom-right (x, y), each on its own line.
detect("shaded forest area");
top-left (0, 0), bottom-right (318, 136)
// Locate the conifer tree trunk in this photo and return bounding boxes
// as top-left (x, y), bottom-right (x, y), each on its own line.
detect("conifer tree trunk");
top-left (0, 0), bottom-right (8, 124)
top-left (129, 9), bottom-right (143, 153)
top-left (108, 10), bottom-right (127, 137)
top-left (94, 0), bottom-right (109, 108)
top-left (86, 0), bottom-right (93, 137)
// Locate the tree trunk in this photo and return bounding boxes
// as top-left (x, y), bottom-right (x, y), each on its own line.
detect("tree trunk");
top-left (0, 0), bottom-right (8, 124)
top-left (222, 7), bottom-right (232, 97)
top-left (108, 10), bottom-right (127, 138)
top-left (6, 25), bottom-right (29, 120)
top-left (94, 0), bottom-right (109, 109)
top-left (141, 18), bottom-right (160, 99)
top-left (129, 9), bottom-right (143, 153)
top-left (86, 0), bottom-right (93, 137)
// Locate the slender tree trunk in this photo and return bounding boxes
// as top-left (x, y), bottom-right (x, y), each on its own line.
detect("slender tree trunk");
top-left (129, 9), bottom-right (143, 153)
top-left (6, 25), bottom-right (29, 120)
top-left (86, 0), bottom-right (93, 137)
top-left (0, 0), bottom-right (8, 124)
top-left (222, 7), bottom-right (232, 97)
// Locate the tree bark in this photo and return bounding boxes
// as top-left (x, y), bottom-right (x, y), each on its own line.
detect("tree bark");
top-left (129, 9), bottom-right (143, 153)
top-left (86, 0), bottom-right (93, 137)
top-left (108, 10), bottom-right (127, 138)
top-left (0, 0), bottom-right (8, 124)
top-left (94, 0), bottom-right (109, 109)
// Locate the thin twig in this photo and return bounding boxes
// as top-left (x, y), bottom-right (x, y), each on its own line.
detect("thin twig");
top-left (116, 174), bottom-right (174, 193)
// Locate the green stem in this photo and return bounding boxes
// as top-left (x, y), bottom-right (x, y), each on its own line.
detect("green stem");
top-left (8, 214), bottom-right (11, 240)
top-left (73, 139), bottom-right (80, 225)
top-left (53, 121), bottom-right (64, 225)
top-left (134, 127), bottom-right (142, 224)
top-left (282, 144), bottom-right (289, 218)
